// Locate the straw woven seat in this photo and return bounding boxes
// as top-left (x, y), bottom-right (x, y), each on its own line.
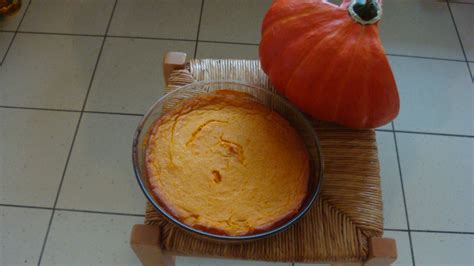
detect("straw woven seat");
top-left (130, 53), bottom-right (397, 266)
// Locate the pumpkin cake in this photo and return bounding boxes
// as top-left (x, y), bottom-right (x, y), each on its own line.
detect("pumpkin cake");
top-left (145, 90), bottom-right (309, 236)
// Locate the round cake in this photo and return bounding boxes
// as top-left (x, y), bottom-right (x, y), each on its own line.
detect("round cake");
top-left (145, 90), bottom-right (309, 236)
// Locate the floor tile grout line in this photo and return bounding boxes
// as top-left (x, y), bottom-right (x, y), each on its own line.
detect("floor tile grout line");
top-left (384, 228), bottom-right (474, 235)
top-left (84, 110), bottom-right (143, 117)
top-left (2, 106), bottom-right (473, 138)
top-left (1, 28), bottom-right (472, 64)
top-left (374, 128), bottom-right (474, 139)
top-left (108, 34), bottom-right (195, 42)
top-left (193, 0), bottom-right (205, 58)
top-left (0, 105), bottom-right (81, 113)
top-left (78, 0), bottom-right (117, 113)
top-left (449, 1), bottom-right (474, 5)
top-left (0, 33), bottom-right (13, 65)
top-left (375, 128), bottom-right (393, 133)
top-left (391, 123), bottom-right (416, 266)
top-left (36, 111), bottom-right (85, 266)
top-left (0, 105), bottom-right (144, 117)
top-left (15, 30), bottom-right (103, 37)
top-left (385, 53), bottom-right (466, 63)
top-left (393, 130), bottom-right (474, 138)
top-left (0, 0), bottom-right (32, 66)
top-left (0, 30), bottom-right (197, 42)
top-left (3, 203), bottom-right (474, 235)
top-left (197, 39), bottom-right (259, 46)
top-left (446, 2), bottom-right (473, 79)
top-left (0, 203), bottom-right (52, 211)
top-left (0, 204), bottom-right (145, 218)
top-left (410, 230), bottom-right (474, 235)
top-left (384, 228), bottom-right (410, 232)
top-left (36, 1), bottom-right (119, 264)
top-left (54, 208), bottom-right (145, 217)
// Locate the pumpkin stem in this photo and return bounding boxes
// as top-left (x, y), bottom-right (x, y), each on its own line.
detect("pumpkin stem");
top-left (348, 0), bottom-right (382, 25)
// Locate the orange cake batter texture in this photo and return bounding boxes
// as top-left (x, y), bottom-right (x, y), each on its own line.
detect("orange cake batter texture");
top-left (145, 90), bottom-right (309, 236)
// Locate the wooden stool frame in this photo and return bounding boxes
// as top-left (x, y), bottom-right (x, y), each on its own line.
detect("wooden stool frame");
top-left (130, 52), bottom-right (397, 266)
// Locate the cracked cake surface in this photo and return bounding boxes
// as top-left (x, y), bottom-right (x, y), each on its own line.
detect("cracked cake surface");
top-left (145, 90), bottom-right (309, 236)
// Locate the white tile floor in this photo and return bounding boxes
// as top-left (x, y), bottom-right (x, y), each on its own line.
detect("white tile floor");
top-left (0, 0), bottom-right (472, 265)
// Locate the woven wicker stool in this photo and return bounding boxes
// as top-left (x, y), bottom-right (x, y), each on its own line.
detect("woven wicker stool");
top-left (130, 52), bottom-right (397, 266)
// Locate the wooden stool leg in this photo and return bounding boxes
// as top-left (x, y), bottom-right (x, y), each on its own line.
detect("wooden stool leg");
top-left (130, 224), bottom-right (175, 266)
top-left (363, 237), bottom-right (397, 266)
top-left (163, 52), bottom-right (187, 86)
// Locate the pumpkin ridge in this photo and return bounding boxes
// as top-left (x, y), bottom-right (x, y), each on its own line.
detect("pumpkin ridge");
top-left (354, 25), bottom-right (395, 127)
top-left (261, 5), bottom-right (334, 38)
top-left (358, 40), bottom-right (372, 126)
top-left (296, 22), bottom-right (361, 120)
top-left (284, 20), bottom-right (353, 99)
top-left (262, 15), bottom-right (347, 85)
top-left (364, 28), bottom-right (381, 125)
top-left (261, 13), bottom-right (346, 74)
top-left (332, 25), bottom-right (367, 122)
top-left (262, 8), bottom-right (316, 36)
top-left (262, 0), bottom-right (327, 28)
top-left (365, 25), bottom-right (398, 127)
top-left (332, 27), bottom-right (370, 127)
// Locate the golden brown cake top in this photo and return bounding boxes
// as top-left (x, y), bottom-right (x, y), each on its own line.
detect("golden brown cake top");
top-left (146, 90), bottom-right (309, 236)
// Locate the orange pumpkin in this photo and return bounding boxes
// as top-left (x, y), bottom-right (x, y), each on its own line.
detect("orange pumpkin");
top-left (259, 0), bottom-right (399, 128)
